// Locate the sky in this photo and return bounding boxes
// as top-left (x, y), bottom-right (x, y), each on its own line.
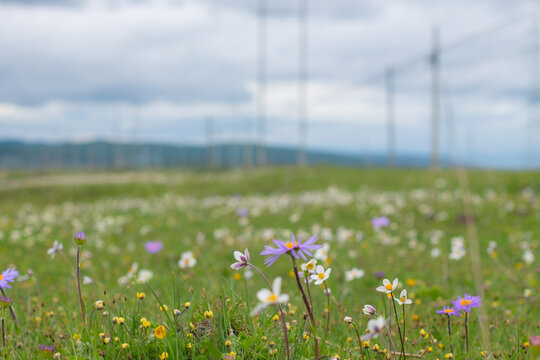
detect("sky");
top-left (0, 0), bottom-right (539, 167)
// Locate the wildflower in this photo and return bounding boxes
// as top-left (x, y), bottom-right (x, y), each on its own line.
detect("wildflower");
top-left (0, 268), bottom-right (19, 289)
top-left (310, 265), bottom-right (331, 285)
top-left (394, 289), bottom-right (412, 305)
top-left (225, 340), bottom-right (232, 347)
top-left (204, 310), bottom-right (214, 319)
top-left (486, 241), bottom-right (497, 257)
top-left (524, 249), bottom-right (535, 264)
top-left (0, 296), bottom-right (11, 309)
top-left (251, 277), bottom-right (289, 315)
top-left (160, 352), bottom-right (169, 359)
top-left (39, 344), bottom-right (56, 354)
top-left (74, 231), bottom-right (86, 246)
top-left (430, 248), bottom-right (441, 258)
top-left (155, 325), bottom-right (167, 339)
top-left (174, 309), bottom-right (181, 316)
top-left (121, 343), bottom-right (129, 350)
top-left (94, 300), bottom-right (105, 310)
top-left (137, 292), bottom-right (145, 300)
top-left (374, 271), bottom-right (385, 279)
top-left (372, 216), bottom-right (390, 229)
top-left (345, 268), bottom-right (364, 281)
top-left (343, 316), bottom-right (353, 324)
top-left (47, 241), bottom-right (63, 259)
top-left (145, 241), bottom-right (163, 254)
top-left (178, 251), bottom-right (197, 269)
top-left (82, 276), bottom-right (93, 285)
top-left (314, 243), bottom-right (330, 262)
top-left (452, 294), bottom-right (481, 313)
top-left (363, 304), bottom-right (376, 315)
top-left (361, 316), bottom-right (386, 340)
top-left (260, 233), bottom-right (321, 266)
top-left (136, 269), bottom-right (153, 283)
top-left (449, 236), bottom-right (466, 260)
top-left (103, 337), bottom-right (111, 345)
top-left (183, 301), bottom-right (191, 308)
top-left (376, 278), bottom-right (398, 294)
top-left (300, 259), bottom-right (317, 273)
top-left (436, 306), bottom-right (460, 317)
top-left (530, 336), bottom-right (540, 359)
top-left (406, 278), bottom-right (416, 286)
top-left (230, 249), bottom-right (250, 270)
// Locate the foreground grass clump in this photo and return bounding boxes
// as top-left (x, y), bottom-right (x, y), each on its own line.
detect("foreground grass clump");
top-left (0, 166), bottom-right (537, 359)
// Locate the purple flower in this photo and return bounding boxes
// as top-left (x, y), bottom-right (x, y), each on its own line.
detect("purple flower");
top-left (371, 216), bottom-right (390, 229)
top-left (39, 344), bottom-right (56, 353)
top-left (452, 293), bottom-right (481, 313)
top-left (145, 241), bottom-right (163, 254)
top-left (260, 233), bottom-right (322, 267)
top-left (0, 268), bottom-right (19, 289)
top-left (230, 248), bottom-right (250, 270)
top-left (236, 208), bottom-right (249, 217)
top-left (74, 231), bottom-right (86, 245)
top-left (374, 271), bottom-right (385, 279)
top-left (436, 305), bottom-right (461, 317)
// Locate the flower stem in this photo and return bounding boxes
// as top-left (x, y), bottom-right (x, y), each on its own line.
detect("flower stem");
top-left (402, 304), bottom-right (406, 357)
top-left (446, 315), bottom-right (454, 356)
top-left (322, 282), bottom-right (331, 347)
top-left (0, 289), bottom-right (18, 327)
top-left (465, 312), bottom-right (469, 358)
top-left (390, 294), bottom-right (405, 360)
top-left (291, 257), bottom-right (319, 360)
top-left (76, 246), bottom-right (86, 326)
top-left (351, 324), bottom-right (365, 360)
top-left (1, 317), bottom-right (5, 359)
top-left (247, 263), bottom-right (290, 360)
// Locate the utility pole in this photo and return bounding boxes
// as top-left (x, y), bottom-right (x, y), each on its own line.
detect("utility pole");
top-left (386, 68), bottom-right (396, 166)
top-left (256, 0), bottom-right (267, 166)
top-left (298, 0), bottom-right (308, 166)
top-left (430, 27), bottom-right (440, 169)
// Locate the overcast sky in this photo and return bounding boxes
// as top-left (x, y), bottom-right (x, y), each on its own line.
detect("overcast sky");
top-left (0, 0), bottom-right (538, 167)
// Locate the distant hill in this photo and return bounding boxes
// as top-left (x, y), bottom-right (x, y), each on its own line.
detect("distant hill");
top-left (0, 140), bottom-right (433, 169)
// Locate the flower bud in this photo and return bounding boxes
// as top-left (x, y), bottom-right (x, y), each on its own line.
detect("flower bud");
top-left (74, 231), bottom-right (86, 246)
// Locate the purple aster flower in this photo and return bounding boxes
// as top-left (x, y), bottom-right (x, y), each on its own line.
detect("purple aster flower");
top-left (260, 233), bottom-right (322, 267)
top-left (0, 296), bottom-right (11, 308)
top-left (0, 268), bottom-right (19, 289)
top-left (145, 241), bottom-right (163, 254)
top-left (236, 208), bottom-right (249, 217)
top-left (39, 344), bottom-right (56, 353)
top-left (436, 305), bottom-right (461, 317)
top-left (371, 216), bottom-right (390, 229)
top-left (452, 293), bottom-right (481, 313)
top-left (374, 271), bottom-right (385, 279)
top-left (74, 231), bottom-right (86, 245)
top-left (230, 248), bottom-right (250, 270)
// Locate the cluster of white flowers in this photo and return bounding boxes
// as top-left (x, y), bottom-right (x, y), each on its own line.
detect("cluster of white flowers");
top-left (449, 236), bottom-right (466, 260)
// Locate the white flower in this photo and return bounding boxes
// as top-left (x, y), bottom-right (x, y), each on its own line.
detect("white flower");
top-left (301, 259), bottom-right (317, 273)
top-left (523, 249), bottom-right (535, 264)
top-left (430, 248), bottom-right (441, 258)
top-left (362, 304), bottom-right (376, 315)
top-left (251, 277), bottom-right (289, 315)
top-left (486, 241), bottom-right (497, 255)
top-left (449, 236), bottom-right (466, 260)
top-left (345, 268), bottom-right (364, 281)
top-left (310, 265), bottom-right (331, 285)
top-left (361, 316), bottom-right (386, 340)
top-left (314, 243), bottom-right (330, 261)
top-left (178, 251), bottom-right (197, 269)
top-left (376, 278), bottom-right (398, 294)
top-left (83, 276), bottom-right (93, 285)
top-left (47, 240), bottom-right (63, 259)
top-left (343, 316), bottom-right (353, 324)
top-left (137, 269), bottom-right (153, 283)
top-left (394, 289), bottom-right (412, 305)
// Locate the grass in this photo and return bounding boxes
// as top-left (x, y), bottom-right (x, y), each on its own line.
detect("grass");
top-left (0, 166), bottom-right (537, 359)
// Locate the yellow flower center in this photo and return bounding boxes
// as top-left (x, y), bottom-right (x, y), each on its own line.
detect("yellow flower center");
top-left (400, 296), bottom-right (406, 302)
top-left (286, 241), bottom-right (298, 249)
top-left (385, 283), bottom-right (393, 290)
top-left (460, 299), bottom-right (472, 306)
top-left (267, 293), bottom-right (278, 302)
top-left (306, 263), bottom-right (314, 270)
top-left (0, 275), bottom-right (4, 281)
top-left (444, 309), bottom-right (454, 314)
top-left (318, 273), bottom-right (325, 279)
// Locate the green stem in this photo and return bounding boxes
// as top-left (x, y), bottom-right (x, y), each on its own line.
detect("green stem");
top-left (447, 315), bottom-right (454, 356)
top-left (390, 294), bottom-right (405, 360)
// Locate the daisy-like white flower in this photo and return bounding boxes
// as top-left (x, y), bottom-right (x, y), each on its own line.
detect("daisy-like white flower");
top-left (345, 268), bottom-right (365, 281)
top-left (230, 249), bottom-right (250, 270)
top-left (310, 265), bottom-right (331, 285)
top-left (137, 270), bottom-right (153, 283)
top-left (47, 241), bottom-right (63, 259)
top-left (361, 316), bottom-right (386, 340)
top-left (260, 234), bottom-right (321, 267)
top-left (178, 251), bottom-right (197, 269)
top-left (394, 289), bottom-right (412, 305)
top-left (0, 268), bottom-right (19, 289)
top-left (300, 259), bottom-right (317, 273)
top-left (314, 243), bottom-right (330, 262)
top-left (376, 278), bottom-right (398, 294)
top-left (251, 277), bottom-right (289, 315)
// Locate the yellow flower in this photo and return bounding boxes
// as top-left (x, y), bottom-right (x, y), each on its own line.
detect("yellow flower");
top-left (372, 344), bottom-right (380, 351)
top-left (160, 305), bottom-right (169, 312)
top-left (225, 340), bottom-right (232, 347)
top-left (272, 314), bottom-right (280, 322)
top-left (103, 337), bottom-right (111, 345)
top-left (445, 353), bottom-right (453, 359)
top-left (187, 343), bottom-right (192, 349)
top-left (155, 325), bottom-right (167, 339)
top-left (406, 278), bottom-right (416, 286)
top-left (183, 302), bottom-right (191, 308)
top-left (72, 333), bottom-right (81, 341)
top-left (289, 270), bottom-right (295, 278)
top-left (233, 273), bottom-right (241, 281)
top-left (204, 310), bottom-right (213, 319)
top-left (95, 300), bottom-right (105, 310)
top-left (121, 343), bottom-right (129, 350)
top-left (160, 352), bottom-right (169, 359)
top-left (515, 262), bottom-right (523, 270)
top-left (137, 292), bottom-right (145, 300)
